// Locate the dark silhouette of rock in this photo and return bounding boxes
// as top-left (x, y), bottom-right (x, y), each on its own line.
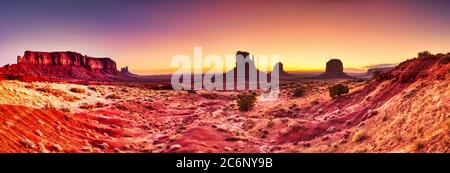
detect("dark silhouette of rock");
top-left (273, 62), bottom-right (294, 79)
top-left (17, 51), bottom-right (117, 71)
top-left (317, 59), bottom-right (353, 79)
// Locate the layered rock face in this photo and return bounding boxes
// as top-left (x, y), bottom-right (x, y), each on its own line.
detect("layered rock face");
top-left (17, 51), bottom-right (117, 71)
top-left (317, 59), bottom-right (353, 79)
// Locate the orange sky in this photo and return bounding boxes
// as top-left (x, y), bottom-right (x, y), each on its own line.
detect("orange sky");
top-left (1, 0), bottom-right (450, 74)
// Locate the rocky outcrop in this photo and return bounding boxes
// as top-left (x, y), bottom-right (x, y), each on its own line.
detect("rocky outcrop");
top-left (17, 51), bottom-right (117, 71)
top-left (317, 59), bottom-right (353, 79)
top-left (273, 62), bottom-right (294, 79)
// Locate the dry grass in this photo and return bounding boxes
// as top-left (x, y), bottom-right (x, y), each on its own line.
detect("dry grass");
top-left (106, 94), bottom-right (121, 99)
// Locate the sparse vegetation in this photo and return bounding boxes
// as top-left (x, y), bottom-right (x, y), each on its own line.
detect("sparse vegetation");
top-left (106, 94), bottom-right (121, 99)
top-left (236, 92), bottom-right (257, 111)
top-left (88, 86), bottom-right (97, 92)
top-left (329, 84), bottom-right (349, 98)
top-left (352, 131), bottom-right (367, 142)
top-left (292, 87), bottom-right (305, 97)
top-left (70, 87), bottom-right (86, 93)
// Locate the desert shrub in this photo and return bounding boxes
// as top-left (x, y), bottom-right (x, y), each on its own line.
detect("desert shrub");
top-left (106, 94), bottom-right (121, 99)
top-left (292, 87), bottom-right (305, 97)
top-left (186, 90), bottom-right (197, 94)
top-left (329, 84), bottom-right (349, 98)
top-left (88, 86), bottom-right (97, 92)
top-left (372, 70), bottom-right (383, 80)
top-left (63, 96), bottom-right (80, 102)
top-left (352, 131), bottom-right (367, 142)
top-left (70, 87), bottom-right (86, 93)
top-left (236, 92), bottom-right (257, 112)
top-left (413, 141), bottom-right (425, 152)
top-left (60, 108), bottom-right (71, 113)
top-left (418, 51), bottom-right (432, 58)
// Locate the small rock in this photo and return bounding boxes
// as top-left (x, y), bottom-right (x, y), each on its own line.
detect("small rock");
top-left (223, 147), bottom-right (232, 152)
top-left (326, 126), bottom-right (336, 133)
top-left (97, 142), bottom-right (109, 149)
top-left (169, 144), bottom-right (182, 151)
top-left (20, 139), bottom-right (36, 149)
top-left (113, 148), bottom-right (121, 153)
top-left (52, 144), bottom-right (63, 152)
top-left (81, 146), bottom-right (93, 152)
top-left (37, 120), bottom-right (45, 125)
top-left (37, 143), bottom-right (49, 153)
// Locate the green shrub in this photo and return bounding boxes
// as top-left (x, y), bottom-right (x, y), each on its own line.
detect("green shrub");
top-left (236, 92), bottom-right (257, 112)
top-left (292, 87), bottom-right (305, 97)
top-left (329, 84), bottom-right (349, 98)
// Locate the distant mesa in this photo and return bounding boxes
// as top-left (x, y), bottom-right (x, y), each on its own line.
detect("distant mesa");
top-left (316, 59), bottom-right (354, 79)
top-left (17, 51), bottom-right (117, 73)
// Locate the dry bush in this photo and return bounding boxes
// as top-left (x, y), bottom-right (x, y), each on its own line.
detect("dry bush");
top-left (329, 84), bottom-right (349, 98)
top-left (36, 86), bottom-right (65, 97)
top-left (292, 87), bottom-right (305, 97)
top-left (70, 87), bottom-right (86, 93)
top-left (352, 131), bottom-right (367, 142)
top-left (63, 95), bottom-right (80, 102)
top-left (106, 94), bottom-right (121, 99)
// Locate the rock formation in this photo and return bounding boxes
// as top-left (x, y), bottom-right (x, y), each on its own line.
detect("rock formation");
top-left (316, 59), bottom-right (354, 79)
top-left (273, 62), bottom-right (294, 79)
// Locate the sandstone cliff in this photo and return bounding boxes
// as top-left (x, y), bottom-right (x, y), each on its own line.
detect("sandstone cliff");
top-left (17, 51), bottom-right (117, 71)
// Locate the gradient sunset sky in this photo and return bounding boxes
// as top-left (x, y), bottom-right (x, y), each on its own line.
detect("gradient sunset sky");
top-left (1, 0), bottom-right (450, 74)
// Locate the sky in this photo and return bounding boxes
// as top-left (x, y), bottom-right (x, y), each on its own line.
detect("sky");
top-left (1, 0), bottom-right (450, 74)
